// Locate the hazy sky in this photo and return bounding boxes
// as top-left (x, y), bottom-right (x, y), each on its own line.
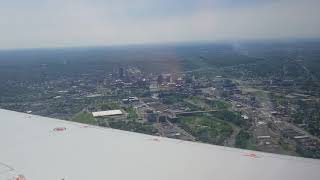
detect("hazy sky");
top-left (1, 0), bottom-right (319, 49)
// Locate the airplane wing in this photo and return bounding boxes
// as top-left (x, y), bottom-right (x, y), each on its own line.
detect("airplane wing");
top-left (1, 109), bottom-right (320, 180)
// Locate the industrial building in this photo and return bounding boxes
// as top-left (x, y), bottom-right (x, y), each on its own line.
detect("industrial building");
top-left (92, 110), bottom-right (123, 117)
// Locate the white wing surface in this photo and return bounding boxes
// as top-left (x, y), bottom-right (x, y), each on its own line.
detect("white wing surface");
top-left (0, 109), bottom-right (320, 180)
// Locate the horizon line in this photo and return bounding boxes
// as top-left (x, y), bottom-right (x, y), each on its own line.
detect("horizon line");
top-left (1, 37), bottom-right (320, 52)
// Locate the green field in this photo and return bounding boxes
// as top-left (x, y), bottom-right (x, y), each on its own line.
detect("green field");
top-left (185, 96), bottom-right (231, 111)
top-left (98, 101), bottom-right (120, 110)
top-left (235, 130), bottom-right (256, 150)
top-left (109, 121), bottom-right (158, 135)
top-left (210, 110), bottom-right (246, 127)
top-left (160, 93), bottom-right (186, 105)
top-left (71, 111), bottom-right (96, 125)
top-left (125, 107), bottom-right (139, 120)
top-left (177, 115), bottom-right (233, 145)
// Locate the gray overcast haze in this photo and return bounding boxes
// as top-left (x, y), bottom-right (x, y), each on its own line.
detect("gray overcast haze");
top-left (0, 0), bottom-right (320, 49)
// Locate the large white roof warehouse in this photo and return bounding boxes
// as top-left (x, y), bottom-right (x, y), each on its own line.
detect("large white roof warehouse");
top-left (92, 109), bottom-right (123, 117)
top-left (1, 109), bottom-right (320, 180)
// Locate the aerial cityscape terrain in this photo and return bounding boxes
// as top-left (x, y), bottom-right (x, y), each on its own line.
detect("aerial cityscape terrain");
top-left (1, 40), bottom-right (320, 159)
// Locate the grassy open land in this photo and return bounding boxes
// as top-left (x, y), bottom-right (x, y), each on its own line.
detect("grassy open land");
top-left (177, 115), bottom-right (233, 145)
top-left (206, 99), bottom-right (232, 110)
top-left (71, 111), bottom-right (96, 125)
top-left (186, 96), bottom-right (231, 111)
top-left (160, 93), bottom-right (186, 105)
top-left (278, 138), bottom-right (297, 155)
top-left (98, 101), bottom-right (120, 110)
top-left (235, 130), bottom-right (256, 150)
top-left (109, 121), bottom-right (158, 135)
top-left (210, 110), bottom-right (246, 127)
top-left (241, 86), bottom-right (270, 100)
top-left (124, 107), bottom-right (139, 120)
top-left (185, 96), bottom-right (209, 110)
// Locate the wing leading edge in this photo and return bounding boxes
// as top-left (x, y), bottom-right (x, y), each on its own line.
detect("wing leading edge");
top-left (0, 109), bottom-right (320, 180)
